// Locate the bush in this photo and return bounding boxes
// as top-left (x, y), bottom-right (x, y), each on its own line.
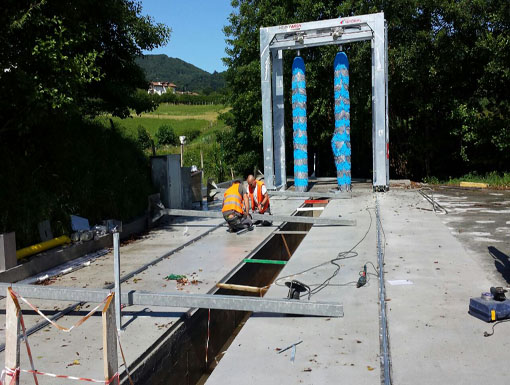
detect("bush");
top-left (136, 125), bottom-right (152, 150)
top-left (182, 127), bottom-right (201, 142)
top-left (156, 124), bottom-right (177, 146)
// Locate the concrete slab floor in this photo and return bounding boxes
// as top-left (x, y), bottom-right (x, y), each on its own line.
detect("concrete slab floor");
top-left (0, 199), bottom-right (303, 384)
top-left (381, 189), bottom-right (510, 385)
top-left (206, 187), bottom-right (510, 385)
top-left (206, 188), bottom-right (381, 385)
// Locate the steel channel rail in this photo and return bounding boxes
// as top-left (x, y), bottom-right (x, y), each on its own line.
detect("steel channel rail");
top-left (376, 196), bottom-right (391, 385)
top-left (163, 209), bottom-right (356, 226)
top-left (215, 187), bottom-right (352, 199)
top-left (0, 284), bottom-right (343, 317)
top-left (0, 222), bottom-right (223, 352)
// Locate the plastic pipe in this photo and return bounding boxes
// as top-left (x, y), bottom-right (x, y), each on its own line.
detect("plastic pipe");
top-left (16, 235), bottom-right (71, 260)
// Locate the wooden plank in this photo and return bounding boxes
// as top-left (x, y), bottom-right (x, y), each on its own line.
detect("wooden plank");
top-left (459, 181), bottom-right (488, 188)
top-left (243, 259), bottom-right (287, 265)
top-left (216, 283), bottom-right (268, 296)
top-left (304, 199), bottom-right (329, 204)
top-left (274, 230), bottom-right (309, 235)
top-left (281, 234), bottom-right (292, 258)
top-left (5, 288), bottom-right (20, 385)
top-left (102, 294), bottom-right (118, 384)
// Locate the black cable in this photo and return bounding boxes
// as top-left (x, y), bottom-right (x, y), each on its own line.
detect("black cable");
top-left (275, 207), bottom-right (374, 296)
top-left (484, 319), bottom-right (510, 337)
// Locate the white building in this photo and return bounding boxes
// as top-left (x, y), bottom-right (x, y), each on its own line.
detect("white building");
top-left (148, 81), bottom-right (177, 95)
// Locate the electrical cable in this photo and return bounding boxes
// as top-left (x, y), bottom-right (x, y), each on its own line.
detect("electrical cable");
top-left (275, 207), bottom-right (375, 296)
top-left (483, 319), bottom-right (510, 337)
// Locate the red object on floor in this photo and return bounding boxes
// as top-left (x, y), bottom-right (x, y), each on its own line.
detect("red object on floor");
top-left (304, 199), bottom-right (329, 204)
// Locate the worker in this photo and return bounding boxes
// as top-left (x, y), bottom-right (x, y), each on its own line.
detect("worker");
top-left (247, 175), bottom-right (272, 226)
top-left (222, 179), bottom-right (253, 233)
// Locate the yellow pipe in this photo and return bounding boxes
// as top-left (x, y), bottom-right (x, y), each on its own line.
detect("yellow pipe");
top-left (16, 235), bottom-right (71, 260)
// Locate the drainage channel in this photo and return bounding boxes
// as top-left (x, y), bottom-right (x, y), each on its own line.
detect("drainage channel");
top-left (130, 199), bottom-right (328, 385)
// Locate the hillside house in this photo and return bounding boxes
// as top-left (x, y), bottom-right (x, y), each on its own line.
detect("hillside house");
top-left (148, 81), bottom-right (177, 95)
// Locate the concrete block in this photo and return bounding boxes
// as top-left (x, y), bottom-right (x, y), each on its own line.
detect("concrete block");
top-left (38, 220), bottom-right (53, 242)
top-left (0, 233), bottom-right (17, 271)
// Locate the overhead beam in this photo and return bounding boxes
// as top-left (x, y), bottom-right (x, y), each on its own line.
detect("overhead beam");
top-left (163, 209), bottom-right (356, 226)
top-left (0, 284), bottom-right (343, 317)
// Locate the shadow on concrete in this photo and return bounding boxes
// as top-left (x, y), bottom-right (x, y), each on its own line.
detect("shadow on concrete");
top-left (488, 246), bottom-right (510, 283)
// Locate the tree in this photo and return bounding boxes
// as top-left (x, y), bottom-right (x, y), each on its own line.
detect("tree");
top-left (0, 0), bottom-right (171, 134)
top-left (223, 0), bottom-right (509, 180)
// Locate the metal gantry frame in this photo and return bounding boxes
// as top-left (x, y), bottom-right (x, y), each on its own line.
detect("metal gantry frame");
top-left (260, 12), bottom-right (389, 191)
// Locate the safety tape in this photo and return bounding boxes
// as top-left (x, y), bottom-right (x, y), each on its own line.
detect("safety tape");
top-left (11, 289), bottom-right (111, 332)
top-left (5, 288), bottom-right (134, 385)
top-left (3, 367), bottom-right (119, 384)
top-left (205, 308), bottom-right (211, 366)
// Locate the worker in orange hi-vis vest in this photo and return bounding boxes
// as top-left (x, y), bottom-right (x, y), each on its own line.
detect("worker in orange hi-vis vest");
top-left (221, 179), bottom-right (253, 233)
top-left (247, 175), bottom-right (272, 226)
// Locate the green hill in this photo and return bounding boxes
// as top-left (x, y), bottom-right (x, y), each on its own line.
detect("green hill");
top-left (136, 54), bottom-right (225, 93)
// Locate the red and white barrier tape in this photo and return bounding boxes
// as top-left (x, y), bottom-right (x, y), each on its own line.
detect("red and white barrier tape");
top-left (3, 289), bottom-right (133, 385)
top-left (205, 308), bottom-right (211, 366)
top-left (2, 367), bottom-right (119, 384)
top-left (11, 289), bottom-right (111, 332)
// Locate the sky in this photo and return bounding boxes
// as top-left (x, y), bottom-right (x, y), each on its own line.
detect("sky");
top-left (140, 1), bottom-right (234, 74)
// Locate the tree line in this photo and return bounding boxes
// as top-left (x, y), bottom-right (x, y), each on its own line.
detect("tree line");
top-left (222, 0), bottom-right (509, 180)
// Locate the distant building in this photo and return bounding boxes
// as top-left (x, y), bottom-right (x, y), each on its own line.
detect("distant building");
top-left (148, 81), bottom-right (177, 95)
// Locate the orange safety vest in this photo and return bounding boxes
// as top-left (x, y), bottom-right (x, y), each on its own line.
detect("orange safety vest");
top-left (222, 183), bottom-right (244, 214)
top-left (249, 180), bottom-right (269, 214)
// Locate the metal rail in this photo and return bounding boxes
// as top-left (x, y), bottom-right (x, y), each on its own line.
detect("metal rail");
top-left (376, 196), bottom-right (392, 384)
top-left (0, 283), bottom-right (343, 317)
top-left (0, 222), bottom-right (223, 352)
top-left (163, 209), bottom-right (356, 226)
top-left (214, 187), bottom-right (351, 199)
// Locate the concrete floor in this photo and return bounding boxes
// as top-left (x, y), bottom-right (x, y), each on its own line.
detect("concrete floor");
top-left (206, 188), bottom-right (380, 385)
top-left (0, 199), bottom-right (302, 384)
top-left (206, 186), bottom-right (510, 385)
top-left (2, 185), bottom-right (510, 384)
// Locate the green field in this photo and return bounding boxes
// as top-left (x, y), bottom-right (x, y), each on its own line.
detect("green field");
top-left (99, 104), bottom-right (231, 182)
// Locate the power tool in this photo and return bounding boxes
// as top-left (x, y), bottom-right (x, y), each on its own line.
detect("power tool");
top-left (469, 287), bottom-right (510, 322)
top-left (357, 265), bottom-right (367, 288)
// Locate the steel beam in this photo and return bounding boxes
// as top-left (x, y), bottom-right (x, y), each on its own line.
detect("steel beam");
top-left (269, 30), bottom-right (373, 51)
top-left (0, 284), bottom-right (343, 317)
top-left (163, 209), bottom-right (356, 226)
top-left (272, 49), bottom-right (286, 189)
top-left (214, 187), bottom-right (351, 199)
top-left (260, 12), bottom-right (389, 191)
top-left (260, 28), bottom-right (275, 188)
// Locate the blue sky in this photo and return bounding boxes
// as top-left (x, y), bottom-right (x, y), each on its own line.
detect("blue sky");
top-left (140, 1), bottom-right (234, 74)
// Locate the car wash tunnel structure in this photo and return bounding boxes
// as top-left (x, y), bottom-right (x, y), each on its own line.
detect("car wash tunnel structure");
top-left (260, 12), bottom-right (389, 191)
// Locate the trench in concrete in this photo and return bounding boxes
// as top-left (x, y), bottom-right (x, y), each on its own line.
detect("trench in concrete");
top-left (127, 200), bottom-right (327, 385)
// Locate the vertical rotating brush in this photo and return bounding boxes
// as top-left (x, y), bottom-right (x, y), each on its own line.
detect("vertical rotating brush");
top-left (292, 56), bottom-right (308, 192)
top-left (332, 52), bottom-right (351, 191)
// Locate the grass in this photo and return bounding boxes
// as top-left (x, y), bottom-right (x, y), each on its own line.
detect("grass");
top-left (106, 116), bottom-right (210, 138)
top-left (424, 172), bottom-right (510, 189)
top-left (101, 103), bottom-right (232, 183)
top-left (135, 103), bottom-right (230, 122)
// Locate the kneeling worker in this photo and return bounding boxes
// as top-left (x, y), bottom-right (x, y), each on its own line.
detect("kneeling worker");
top-left (247, 175), bottom-right (272, 226)
top-left (222, 180), bottom-right (253, 232)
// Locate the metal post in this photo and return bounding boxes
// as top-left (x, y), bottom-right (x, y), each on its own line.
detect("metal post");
top-left (260, 27), bottom-right (275, 189)
top-left (113, 232), bottom-right (121, 331)
top-left (272, 49), bottom-right (286, 189)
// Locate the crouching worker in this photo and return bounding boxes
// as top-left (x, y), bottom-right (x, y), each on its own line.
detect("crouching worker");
top-left (247, 175), bottom-right (272, 226)
top-left (222, 180), bottom-right (253, 233)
